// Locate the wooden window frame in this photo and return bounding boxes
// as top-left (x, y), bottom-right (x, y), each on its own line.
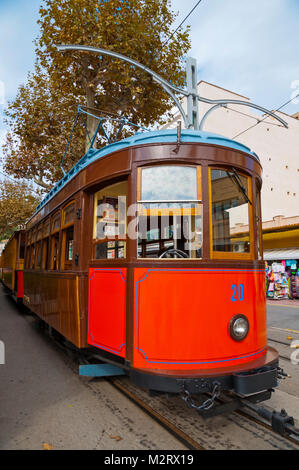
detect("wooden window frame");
top-left (42, 237), bottom-right (50, 270)
top-left (51, 210), bottom-right (61, 235)
top-left (209, 167), bottom-right (254, 261)
top-left (61, 225), bottom-right (74, 271)
top-left (50, 232), bottom-right (60, 271)
top-left (35, 240), bottom-right (43, 269)
top-left (137, 165), bottom-right (203, 260)
top-left (43, 219), bottom-right (51, 239)
top-left (62, 201), bottom-right (76, 230)
top-left (92, 181), bottom-right (128, 260)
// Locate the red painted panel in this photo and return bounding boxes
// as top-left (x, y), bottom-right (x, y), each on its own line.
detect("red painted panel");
top-left (17, 271), bottom-right (23, 299)
top-left (88, 268), bottom-right (127, 358)
top-left (133, 268), bottom-right (266, 370)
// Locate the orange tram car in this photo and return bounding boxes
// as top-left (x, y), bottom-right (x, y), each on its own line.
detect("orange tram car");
top-left (1, 129), bottom-right (281, 406)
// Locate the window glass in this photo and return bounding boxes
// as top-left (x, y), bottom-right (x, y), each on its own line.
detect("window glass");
top-left (141, 166), bottom-right (197, 204)
top-left (36, 241), bottom-right (42, 268)
top-left (95, 241), bottom-right (126, 260)
top-left (63, 203), bottom-right (75, 227)
top-left (43, 219), bottom-right (50, 238)
top-left (30, 245), bottom-right (36, 268)
top-left (138, 166), bottom-right (202, 259)
top-left (210, 169), bottom-right (251, 254)
top-left (94, 182), bottom-right (128, 240)
top-left (27, 231), bottom-right (31, 246)
top-left (65, 226), bottom-right (74, 262)
top-left (32, 230), bottom-right (37, 243)
top-left (42, 238), bottom-right (50, 270)
top-left (51, 233), bottom-right (60, 270)
top-left (37, 225), bottom-right (43, 241)
top-left (93, 181), bottom-right (128, 260)
top-left (52, 212), bottom-right (61, 233)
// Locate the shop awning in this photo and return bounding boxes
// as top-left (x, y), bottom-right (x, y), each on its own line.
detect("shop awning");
top-left (264, 248), bottom-right (299, 261)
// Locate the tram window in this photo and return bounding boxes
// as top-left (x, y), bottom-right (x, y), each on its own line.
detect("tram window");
top-left (95, 241), bottom-right (126, 260)
top-left (25, 247), bottom-right (31, 268)
top-left (35, 241), bottom-right (42, 269)
top-left (52, 211), bottom-right (61, 233)
top-left (137, 166), bottom-right (203, 259)
top-left (51, 233), bottom-right (60, 271)
top-left (43, 219), bottom-right (51, 238)
top-left (42, 238), bottom-right (50, 270)
top-left (210, 169), bottom-right (252, 257)
top-left (61, 226), bottom-right (74, 270)
top-left (63, 202), bottom-right (75, 227)
top-left (30, 245), bottom-right (36, 269)
top-left (93, 181), bottom-right (128, 260)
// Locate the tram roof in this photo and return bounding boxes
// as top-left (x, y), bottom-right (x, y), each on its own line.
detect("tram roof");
top-left (35, 129), bottom-right (259, 214)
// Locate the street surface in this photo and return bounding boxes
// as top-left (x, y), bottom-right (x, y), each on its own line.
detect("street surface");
top-left (0, 284), bottom-right (184, 451)
top-left (0, 283), bottom-right (298, 450)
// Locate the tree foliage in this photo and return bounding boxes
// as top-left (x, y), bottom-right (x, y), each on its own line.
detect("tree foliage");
top-left (0, 181), bottom-right (41, 240)
top-left (3, 0), bottom-right (191, 189)
top-left (3, 68), bottom-right (85, 189)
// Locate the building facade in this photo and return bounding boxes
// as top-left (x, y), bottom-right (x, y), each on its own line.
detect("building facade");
top-left (163, 82), bottom-right (299, 298)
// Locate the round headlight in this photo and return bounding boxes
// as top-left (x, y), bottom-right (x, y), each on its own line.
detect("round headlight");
top-left (229, 315), bottom-right (249, 341)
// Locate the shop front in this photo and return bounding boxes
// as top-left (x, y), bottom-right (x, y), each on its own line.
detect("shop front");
top-left (264, 248), bottom-right (299, 300)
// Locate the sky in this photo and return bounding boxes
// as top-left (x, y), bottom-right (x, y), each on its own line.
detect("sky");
top-left (0, 0), bottom-right (299, 179)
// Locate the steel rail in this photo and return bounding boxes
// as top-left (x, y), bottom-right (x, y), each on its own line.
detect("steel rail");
top-left (110, 378), bottom-right (206, 451)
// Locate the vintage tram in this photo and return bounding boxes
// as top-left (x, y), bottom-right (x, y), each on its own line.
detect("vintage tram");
top-left (7, 128), bottom-right (277, 401)
top-left (0, 231), bottom-right (25, 303)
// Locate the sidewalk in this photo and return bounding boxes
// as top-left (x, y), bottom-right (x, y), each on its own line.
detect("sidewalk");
top-left (267, 298), bottom-right (299, 307)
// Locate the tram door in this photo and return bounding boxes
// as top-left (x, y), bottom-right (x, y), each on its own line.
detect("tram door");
top-left (88, 181), bottom-right (128, 358)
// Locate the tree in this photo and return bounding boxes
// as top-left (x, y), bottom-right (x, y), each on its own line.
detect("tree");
top-left (3, 0), bottom-right (191, 189)
top-left (0, 181), bottom-right (41, 240)
top-left (3, 67), bottom-right (86, 189)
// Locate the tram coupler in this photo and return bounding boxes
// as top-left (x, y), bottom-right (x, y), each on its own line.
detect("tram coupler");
top-left (240, 399), bottom-right (299, 438)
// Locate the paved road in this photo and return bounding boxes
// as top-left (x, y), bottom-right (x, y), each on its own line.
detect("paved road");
top-left (267, 302), bottom-right (299, 331)
top-left (0, 285), bottom-right (185, 451)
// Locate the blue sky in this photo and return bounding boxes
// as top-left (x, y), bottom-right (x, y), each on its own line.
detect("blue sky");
top-left (0, 0), bottom-right (299, 173)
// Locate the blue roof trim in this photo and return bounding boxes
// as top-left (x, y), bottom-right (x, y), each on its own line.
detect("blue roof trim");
top-left (35, 130), bottom-right (259, 214)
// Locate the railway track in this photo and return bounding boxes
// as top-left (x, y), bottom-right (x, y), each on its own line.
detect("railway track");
top-left (110, 378), bottom-right (206, 450)
top-left (108, 377), bottom-right (299, 451)
top-left (23, 314), bottom-right (299, 450)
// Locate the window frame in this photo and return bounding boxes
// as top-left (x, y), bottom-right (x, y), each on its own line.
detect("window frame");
top-left (208, 167), bottom-right (254, 261)
top-left (92, 180), bottom-right (128, 261)
top-left (137, 165), bottom-right (203, 260)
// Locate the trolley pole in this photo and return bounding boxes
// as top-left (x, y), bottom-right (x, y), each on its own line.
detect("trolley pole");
top-left (186, 57), bottom-right (199, 130)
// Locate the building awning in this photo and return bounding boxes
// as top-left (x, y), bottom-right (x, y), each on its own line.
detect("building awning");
top-left (264, 248), bottom-right (299, 261)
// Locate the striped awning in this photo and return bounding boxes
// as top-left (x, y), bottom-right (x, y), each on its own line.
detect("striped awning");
top-left (264, 248), bottom-right (299, 261)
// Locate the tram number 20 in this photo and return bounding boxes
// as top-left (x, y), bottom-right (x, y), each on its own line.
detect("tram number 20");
top-left (231, 284), bottom-right (244, 302)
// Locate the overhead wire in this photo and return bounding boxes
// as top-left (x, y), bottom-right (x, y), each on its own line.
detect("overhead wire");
top-left (233, 93), bottom-right (299, 140)
top-left (163, 0), bottom-right (203, 47)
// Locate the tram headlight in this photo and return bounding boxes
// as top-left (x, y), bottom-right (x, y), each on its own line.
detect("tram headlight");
top-left (229, 315), bottom-right (249, 341)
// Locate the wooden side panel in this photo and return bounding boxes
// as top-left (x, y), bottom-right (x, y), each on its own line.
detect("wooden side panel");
top-left (133, 268), bottom-right (266, 371)
top-left (23, 272), bottom-right (85, 348)
top-left (88, 268), bottom-right (127, 358)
